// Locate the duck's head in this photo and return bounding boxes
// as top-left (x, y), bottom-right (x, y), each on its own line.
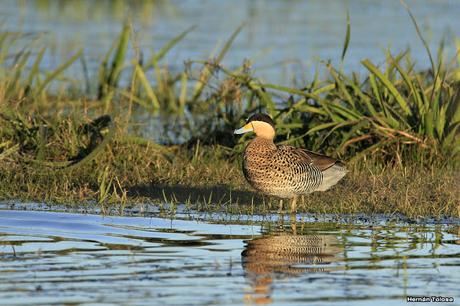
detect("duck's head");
top-left (234, 113), bottom-right (275, 139)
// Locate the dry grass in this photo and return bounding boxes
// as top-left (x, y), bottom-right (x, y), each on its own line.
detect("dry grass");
top-left (305, 162), bottom-right (459, 218)
top-left (0, 135), bottom-right (458, 219)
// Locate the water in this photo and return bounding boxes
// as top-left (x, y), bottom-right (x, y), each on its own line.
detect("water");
top-left (2, 0), bottom-right (460, 85)
top-left (3, 1), bottom-right (460, 143)
top-left (1, 208), bottom-right (459, 305)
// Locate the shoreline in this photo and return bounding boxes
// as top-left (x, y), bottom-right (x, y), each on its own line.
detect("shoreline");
top-left (1, 200), bottom-right (459, 226)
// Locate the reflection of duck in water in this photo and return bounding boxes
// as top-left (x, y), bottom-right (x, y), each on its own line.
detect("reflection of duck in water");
top-left (241, 228), bottom-right (342, 304)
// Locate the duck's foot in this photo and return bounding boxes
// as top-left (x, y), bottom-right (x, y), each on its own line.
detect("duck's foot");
top-left (277, 199), bottom-right (284, 214)
top-left (276, 197), bottom-right (299, 215)
top-left (290, 214), bottom-right (297, 235)
top-left (290, 196), bottom-right (298, 214)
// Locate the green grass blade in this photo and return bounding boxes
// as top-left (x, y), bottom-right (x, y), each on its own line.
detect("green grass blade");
top-left (328, 101), bottom-right (361, 121)
top-left (135, 64), bottom-right (160, 111)
top-left (36, 49), bottom-right (82, 95)
top-left (362, 59), bottom-right (412, 116)
top-left (341, 10), bottom-right (351, 62)
top-left (312, 83), bottom-right (336, 95)
top-left (306, 122), bottom-right (339, 135)
top-left (297, 104), bottom-right (327, 115)
top-left (401, 0), bottom-right (435, 75)
top-left (179, 72), bottom-right (188, 113)
top-left (193, 24), bottom-right (243, 101)
top-left (97, 40), bottom-right (116, 99)
top-left (278, 121), bottom-right (339, 145)
top-left (26, 46), bottom-right (46, 91)
top-left (259, 83), bottom-right (320, 100)
top-left (149, 25), bottom-right (196, 66)
top-left (247, 80), bottom-right (275, 111)
top-left (6, 51), bottom-right (30, 96)
top-left (106, 22), bottom-right (130, 89)
top-left (390, 54), bottom-right (424, 114)
top-left (328, 65), bottom-right (355, 108)
top-left (216, 24), bottom-right (243, 63)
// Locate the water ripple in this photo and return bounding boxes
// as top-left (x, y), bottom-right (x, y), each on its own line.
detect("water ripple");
top-left (0, 209), bottom-right (459, 305)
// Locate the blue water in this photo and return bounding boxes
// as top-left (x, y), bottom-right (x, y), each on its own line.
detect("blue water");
top-left (0, 207), bottom-right (459, 305)
top-left (1, 0), bottom-right (460, 85)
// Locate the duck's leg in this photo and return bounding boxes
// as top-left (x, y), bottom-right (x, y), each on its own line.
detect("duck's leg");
top-left (277, 199), bottom-right (284, 213)
top-left (290, 196), bottom-right (298, 214)
top-left (290, 213), bottom-right (297, 235)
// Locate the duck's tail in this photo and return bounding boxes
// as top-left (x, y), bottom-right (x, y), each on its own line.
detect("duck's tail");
top-left (316, 162), bottom-right (348, 191)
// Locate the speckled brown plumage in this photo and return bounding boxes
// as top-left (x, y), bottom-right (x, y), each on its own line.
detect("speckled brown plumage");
top-left (235, 114), bottom-right (348, 209)
top-left (243, 137), bottom-right (347, 198)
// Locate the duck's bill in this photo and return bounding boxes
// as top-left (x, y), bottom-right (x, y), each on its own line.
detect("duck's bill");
top-left (234, 123), bottom-right (253, 134)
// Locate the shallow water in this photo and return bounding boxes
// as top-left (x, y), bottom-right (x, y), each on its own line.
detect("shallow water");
top-left (0, 208), bottom-right (459, 305)
top-left (2, 0), bottom-right (460, 85)
top-left (3, 1), bottom-right (460, 144)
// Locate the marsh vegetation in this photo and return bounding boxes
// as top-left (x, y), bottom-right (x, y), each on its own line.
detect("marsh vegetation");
top-left (0, 4), bottom-right (459, 219)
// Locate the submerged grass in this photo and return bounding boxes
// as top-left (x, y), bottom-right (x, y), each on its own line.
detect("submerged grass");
top-left (0, 12), bottom-right (459, 219)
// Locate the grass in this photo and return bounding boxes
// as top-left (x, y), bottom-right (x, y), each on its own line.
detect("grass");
top-left (0, 12), bottom-right (459, 220)
top-left (0, 132), bottom-right (457, 219)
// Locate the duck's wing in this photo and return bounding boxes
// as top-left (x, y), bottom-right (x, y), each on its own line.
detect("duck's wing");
top-left (278, 145), bottom-right (341, 171)
top-left (299, 149), bottom-right (342, 171)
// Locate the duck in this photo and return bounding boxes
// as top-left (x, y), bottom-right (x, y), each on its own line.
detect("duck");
top-left (234, 113), bottom-right (348, 213)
